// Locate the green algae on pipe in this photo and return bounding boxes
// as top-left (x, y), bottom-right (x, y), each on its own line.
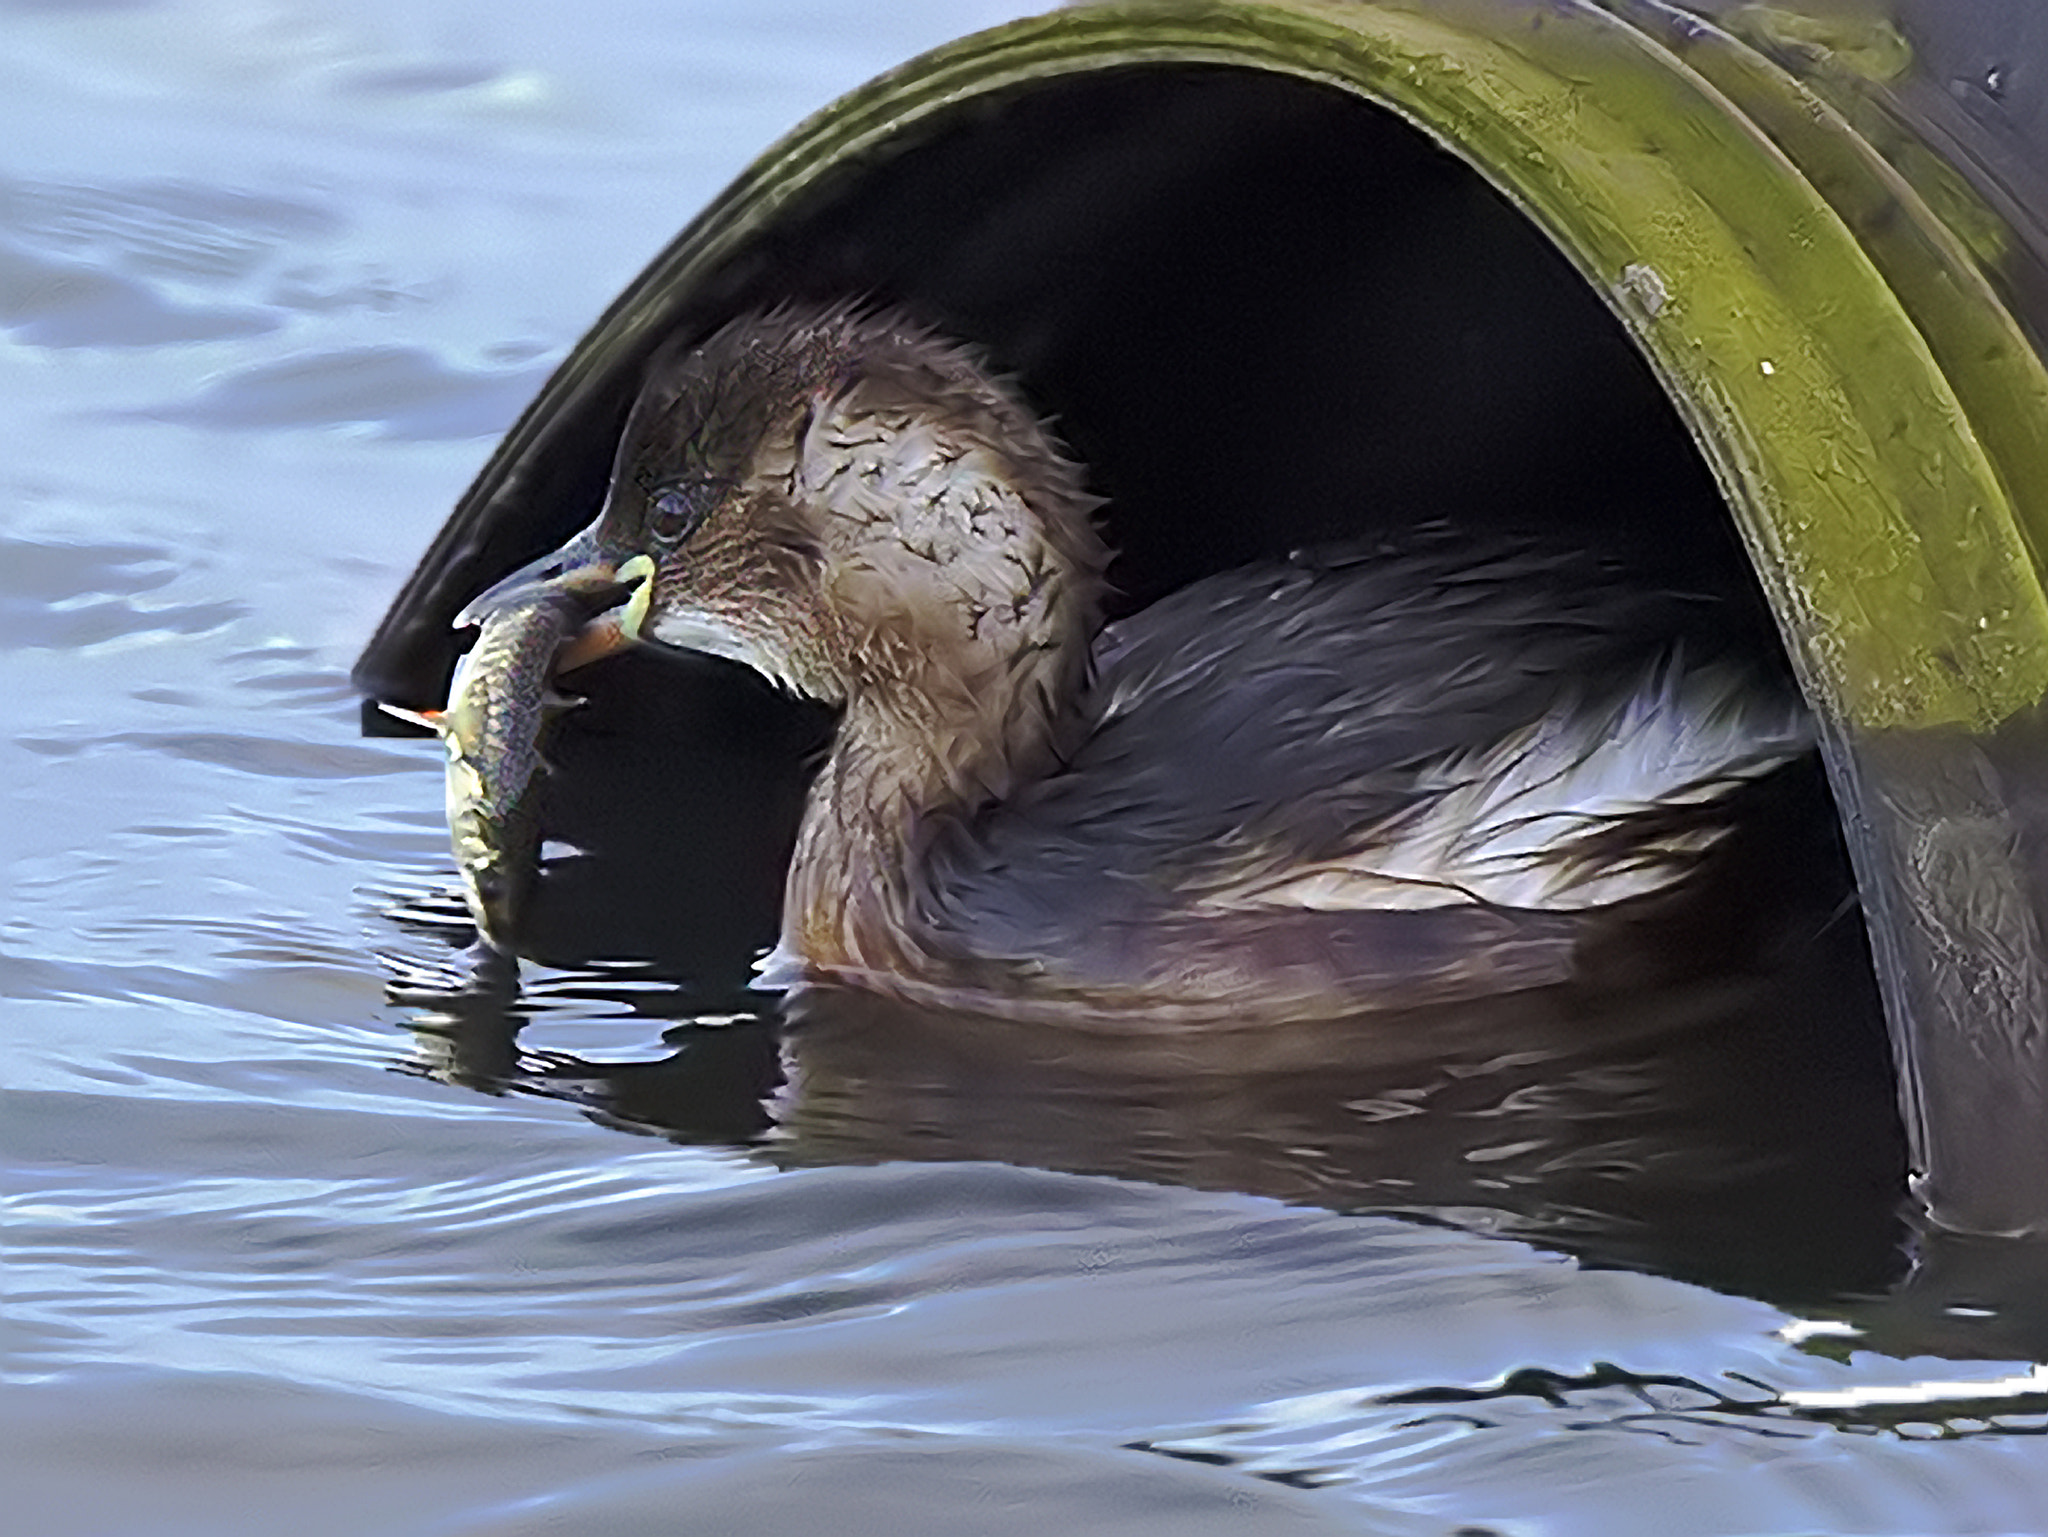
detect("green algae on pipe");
top-left (769, 0), bottom-right (2048, 1233)
top-left (373, 0), bottom-right (2048, 736)
top-left (357, 0), bottom-right (2048, 1234)
top-left (613, 0), bottom-right (2048, 737)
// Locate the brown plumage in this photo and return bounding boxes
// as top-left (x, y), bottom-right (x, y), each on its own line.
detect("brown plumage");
top-left (454, 305), bottom-right (1814, 1022)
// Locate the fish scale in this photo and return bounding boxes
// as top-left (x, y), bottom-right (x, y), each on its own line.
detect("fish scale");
top-left (408, 564), bottom-right (641, 951)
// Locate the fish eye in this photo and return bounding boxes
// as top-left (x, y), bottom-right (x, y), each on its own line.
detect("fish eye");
top-left (649, 480), bottom-right (719, 544)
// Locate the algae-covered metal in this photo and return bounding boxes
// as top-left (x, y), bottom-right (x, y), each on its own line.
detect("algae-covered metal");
top-left (359, 0), bottom-right (2048, 1236)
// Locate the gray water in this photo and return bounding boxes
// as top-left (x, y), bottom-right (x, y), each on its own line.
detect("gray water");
top-left (10, 3), bottom-right (2048, 1533)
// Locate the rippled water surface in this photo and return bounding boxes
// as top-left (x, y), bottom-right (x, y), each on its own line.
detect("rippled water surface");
top-left (12, 3), bottom-right (2048, 1533)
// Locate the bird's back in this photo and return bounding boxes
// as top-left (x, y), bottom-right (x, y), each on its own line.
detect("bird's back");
top-left (914, 535), bottom-right (1812, 1018)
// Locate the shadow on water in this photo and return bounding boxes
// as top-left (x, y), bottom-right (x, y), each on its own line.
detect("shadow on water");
top-left (382, 649), bottom-right (1920, 1328)
top-left (399, 947), bottom-right (1908, 1316)
top-left (375, 558), bottom-right (2048, 1386)
top-left (394, 908), bottom-right (2048, 1372)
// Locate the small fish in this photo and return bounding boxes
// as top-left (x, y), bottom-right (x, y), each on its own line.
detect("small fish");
top-left (387, 559), bottom-right (648, 951)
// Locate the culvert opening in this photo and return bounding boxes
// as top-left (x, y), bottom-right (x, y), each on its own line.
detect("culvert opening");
top-left (364, 55), bottom-right (1916, 1288)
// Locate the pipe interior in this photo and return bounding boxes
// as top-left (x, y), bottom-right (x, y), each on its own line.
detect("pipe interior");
top-left (712, 65), bottom-right (1766, 627)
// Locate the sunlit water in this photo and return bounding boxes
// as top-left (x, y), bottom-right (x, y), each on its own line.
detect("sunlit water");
top-left (9, 3), bottom-right (2048, 1533)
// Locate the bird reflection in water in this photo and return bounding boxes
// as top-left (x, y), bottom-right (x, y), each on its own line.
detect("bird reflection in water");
top-left (389, 885), bottom-right (1902, 1321)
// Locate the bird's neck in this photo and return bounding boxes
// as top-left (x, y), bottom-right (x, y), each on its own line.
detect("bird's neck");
top-left (765, 341), bottom-right (1108, 975)
top-left (782, 616), bottom-right (1088, 978)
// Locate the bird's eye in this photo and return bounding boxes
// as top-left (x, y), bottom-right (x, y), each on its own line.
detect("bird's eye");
top-left (648, 480), bottom-right (718, 544)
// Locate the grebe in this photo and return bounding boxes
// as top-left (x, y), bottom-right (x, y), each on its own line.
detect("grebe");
top-left (452, 305), bottom-right (1811, 1022)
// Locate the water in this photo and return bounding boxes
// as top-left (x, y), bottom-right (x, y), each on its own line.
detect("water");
top-left (9, 2), bottom-right (2048, 1532)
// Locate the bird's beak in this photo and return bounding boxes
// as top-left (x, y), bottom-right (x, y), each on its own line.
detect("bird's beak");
top-left (555, 553), bottom-right (656, 672)
top-left (455, 524), bottom-right (609, 627)
top-left (614, 552), bottom-right (656, 642)
top-left (453, 523), bottom-right (656, 677)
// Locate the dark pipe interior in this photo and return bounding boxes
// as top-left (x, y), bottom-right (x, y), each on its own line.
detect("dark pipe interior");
top-left (744, 66), bottom-right (1754, 617)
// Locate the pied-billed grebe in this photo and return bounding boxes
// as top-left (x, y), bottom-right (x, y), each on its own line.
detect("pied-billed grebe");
top-left (451, 305), bottom-right (1811, 1021)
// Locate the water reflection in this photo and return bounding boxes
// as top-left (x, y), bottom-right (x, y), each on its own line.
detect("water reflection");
top-left (377, 640), bottom-right (1922, 1323)
top-left (391, 934), bottom-right (2048, 1461)
top-left (396, 898), bottom-right (1908, 1318)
